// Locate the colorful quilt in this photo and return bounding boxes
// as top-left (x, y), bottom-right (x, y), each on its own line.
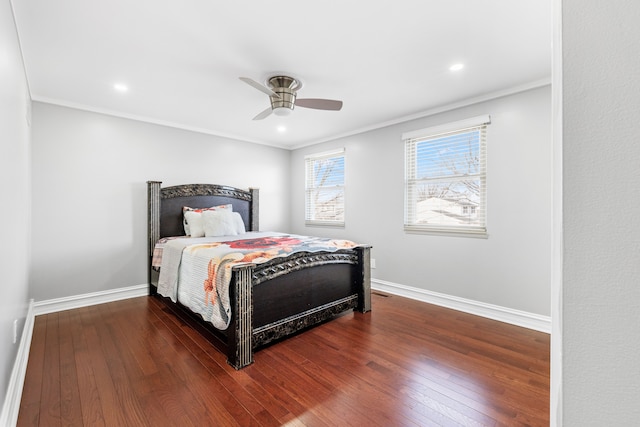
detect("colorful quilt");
top-left (156, 232), bottom-right (358, 330)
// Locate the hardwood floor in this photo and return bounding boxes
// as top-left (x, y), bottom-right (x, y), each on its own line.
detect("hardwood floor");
top-left (18, 292), bottom-right (549, 426)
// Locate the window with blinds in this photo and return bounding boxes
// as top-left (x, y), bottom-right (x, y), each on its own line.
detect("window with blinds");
top-left (403, 115), bottom-right (490, 236)
top-left (305, 148), bottom-right (345, 227)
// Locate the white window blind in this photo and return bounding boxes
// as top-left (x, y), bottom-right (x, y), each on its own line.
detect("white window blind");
top-left (404, 115), bottom-right (490, 236)
top-left (305, 148), bottom-right (345, 226)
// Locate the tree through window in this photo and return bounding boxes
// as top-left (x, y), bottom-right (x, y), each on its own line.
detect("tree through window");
top-left (305, 149), bottom-right (345, 226)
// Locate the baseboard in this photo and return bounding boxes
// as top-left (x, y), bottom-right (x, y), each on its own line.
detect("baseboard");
top-left (33, 284), bottom-right (148, 316)
top-left (0, 299), bottom-right (35, 427)
top-left (31, 281), bottom-right (549, 331)
top-left (371, 279), bottom-right (551, 333)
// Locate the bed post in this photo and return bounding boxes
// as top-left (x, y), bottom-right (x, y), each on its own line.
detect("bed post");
top-left (147, 181), bottom-right (162, 295)
top-left (227, 264), bottom-right (255, 369)
top-left (357, 246), bottom-right (372, 313)
top-left (249, 187), bottom-right (259, 231)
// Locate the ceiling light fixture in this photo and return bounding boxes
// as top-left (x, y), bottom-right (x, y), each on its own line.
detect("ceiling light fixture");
top-left (113, 83), bottom-right (128, 92)
top-left (277, 125), bottom-right (286, 132)
top-left (273, 106), bottom-right (292, 117)
top-left (449, 63), bottom-right (464, 72)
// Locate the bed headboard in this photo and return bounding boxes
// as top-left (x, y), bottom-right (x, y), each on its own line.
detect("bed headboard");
top-left (147, 181), bottom-right (259, 259)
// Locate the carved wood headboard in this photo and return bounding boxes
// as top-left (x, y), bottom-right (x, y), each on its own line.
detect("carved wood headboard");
top-left (147, 181), bottom-right (259, 284)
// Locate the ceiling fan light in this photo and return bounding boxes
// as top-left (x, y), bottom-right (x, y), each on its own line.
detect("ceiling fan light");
top-left (273, 106), bottom-right (292, 117)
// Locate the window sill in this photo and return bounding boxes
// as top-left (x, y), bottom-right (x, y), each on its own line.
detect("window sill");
top-left (404, 226), bottom-right (488, 239)
top-left (305, 221), bottom-right (345, 228)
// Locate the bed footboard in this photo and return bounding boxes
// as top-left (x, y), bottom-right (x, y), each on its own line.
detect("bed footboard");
top-left (226, 245), bottom-right (371, 369)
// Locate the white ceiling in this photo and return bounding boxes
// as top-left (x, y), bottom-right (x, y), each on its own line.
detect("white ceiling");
top-left (12, 0), bottom-right (551, 149)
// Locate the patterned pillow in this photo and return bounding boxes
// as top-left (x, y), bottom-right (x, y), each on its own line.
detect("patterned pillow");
top-left (183, 204), bottom-right (232, 237)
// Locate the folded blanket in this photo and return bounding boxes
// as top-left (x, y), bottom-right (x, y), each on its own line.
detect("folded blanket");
top-left (157, 238), bottom-right (190, 302)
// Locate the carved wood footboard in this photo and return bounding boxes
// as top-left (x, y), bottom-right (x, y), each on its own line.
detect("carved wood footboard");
top-left (227, 246), bottom-right (371, 369)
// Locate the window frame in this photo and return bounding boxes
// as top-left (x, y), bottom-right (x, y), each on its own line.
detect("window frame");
top-left (403, 115), bottom-right (490, 237)
top-left (304, 148), bottom-right (346, 227)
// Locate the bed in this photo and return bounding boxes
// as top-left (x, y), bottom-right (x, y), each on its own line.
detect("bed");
top-left (147, 181), bottom-right (371, 369)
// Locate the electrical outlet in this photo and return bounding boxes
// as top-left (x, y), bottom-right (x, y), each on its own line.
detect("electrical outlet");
top-left (371, 258), bottom-right (376, 269)
top-left (13, 319), bottom-right (18, 344)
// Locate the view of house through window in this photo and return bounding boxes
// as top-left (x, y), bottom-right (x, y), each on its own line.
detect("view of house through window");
top-left (404, 116), bottom-right (490, 236)
top-left (305, 148), bottom-right (345, 226)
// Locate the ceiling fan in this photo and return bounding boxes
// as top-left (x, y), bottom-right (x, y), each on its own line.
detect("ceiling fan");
top-left (239, 75), bottom-right (343, 120)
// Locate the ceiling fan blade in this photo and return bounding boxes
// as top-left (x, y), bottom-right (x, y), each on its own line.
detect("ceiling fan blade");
top-left (239, 77), bottom-right (281, 99)
top-left (252, 107), bottom-right (272, 120)
top-left (295, 98), bottom-right (343, 111)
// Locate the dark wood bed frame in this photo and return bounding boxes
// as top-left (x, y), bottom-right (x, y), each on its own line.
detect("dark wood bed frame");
top-left (147, 181), bottom-right (371, 369)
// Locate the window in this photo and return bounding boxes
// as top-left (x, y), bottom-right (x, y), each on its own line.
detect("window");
top-left (305, 148), bottom-right (345, 226)
top-left (403, 115), bottom-right (490, 236)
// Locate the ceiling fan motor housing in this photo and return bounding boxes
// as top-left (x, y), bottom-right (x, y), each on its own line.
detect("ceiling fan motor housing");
top-left (268, 76), bottom-right (300, 115)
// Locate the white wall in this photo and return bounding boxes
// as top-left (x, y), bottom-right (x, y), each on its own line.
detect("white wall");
top-left (561, 0), bottom-right (640, 424)
top-left (291, 86), bottom-right (552, 316)
top-left (30, 102), bottom-right (291, 302)
top-left (0, 0), bottom-right (31, 410)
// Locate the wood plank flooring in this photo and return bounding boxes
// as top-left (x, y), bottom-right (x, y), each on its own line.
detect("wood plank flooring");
top-left (18, 292), bottom-right (549, 426)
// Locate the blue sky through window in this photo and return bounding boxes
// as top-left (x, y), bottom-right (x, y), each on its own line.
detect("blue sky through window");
top-left (313, 156), bottom-right (344, 187)
top-left (415, 131), bottom-right (480, 180)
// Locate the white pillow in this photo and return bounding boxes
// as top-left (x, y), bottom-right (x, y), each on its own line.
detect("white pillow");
top-left (182, 204), bottom-right (232, 236)
top-left (203, 210), bottom-right (246, 237)
top-left (233, 212), bottom-right (246, 234)
top-left (184, 210), bottom-right (205, 237)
